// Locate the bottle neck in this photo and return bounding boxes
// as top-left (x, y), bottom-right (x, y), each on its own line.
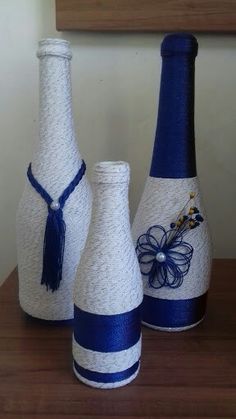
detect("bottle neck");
top-left (39, 55), bottom-right (76, 151)
top-left (91, 182), bottom-right (130, 231)
top-left (150, 54), bottom-right (197, 179)
top-left (31, 48), bottom-right (81, 197)
top-left (91, 161), bottom-right (130, 238)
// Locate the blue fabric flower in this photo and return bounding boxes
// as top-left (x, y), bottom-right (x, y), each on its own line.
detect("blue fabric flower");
top-left (136, 225), bottom-right (194, 289)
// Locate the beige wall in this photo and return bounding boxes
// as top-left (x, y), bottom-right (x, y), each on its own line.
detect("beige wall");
top-left (0, 0), bottom-right (235, 283)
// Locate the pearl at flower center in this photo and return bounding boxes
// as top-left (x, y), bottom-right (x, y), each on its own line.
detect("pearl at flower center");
top-left (50, 200), bottom-right (60, 211)
top-left (156, 252), bottom-right (166, 263)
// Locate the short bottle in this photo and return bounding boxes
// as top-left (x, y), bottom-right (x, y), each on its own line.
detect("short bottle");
top-left (132, 33), bottom-right (212, 331)
top-left (16, 39), bottom-right (92, 321)
top-left (73, 161), bottom-right (143, 388)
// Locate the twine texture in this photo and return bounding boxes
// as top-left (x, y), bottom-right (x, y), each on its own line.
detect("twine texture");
top-left (133, 34), bottom-right (212, 331)
top-left (132, 176), bottom-right (212, 331)
top-left (16, 39), bottom-right (92, 321)
top-left (73, 161), bottom-right (143, 388)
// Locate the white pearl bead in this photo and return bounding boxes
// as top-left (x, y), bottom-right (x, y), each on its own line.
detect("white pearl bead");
top-left (156, 252), bottom-right (166, 263)
top-left (50, 200), bottom-right (60, 211)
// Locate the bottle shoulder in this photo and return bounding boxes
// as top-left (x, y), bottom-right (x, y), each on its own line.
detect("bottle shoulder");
top-left (74, 238), bottom-right (143, 315)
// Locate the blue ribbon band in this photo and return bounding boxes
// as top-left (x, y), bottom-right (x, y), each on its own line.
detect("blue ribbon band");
top-left (150, 34), bottom-right (197, 179)
top-left (74, 305), bottom-right (141, 352)
top-left (142, 292), bottom-right (208, 329)
top-left (73, 359), bottom-right (140, 384)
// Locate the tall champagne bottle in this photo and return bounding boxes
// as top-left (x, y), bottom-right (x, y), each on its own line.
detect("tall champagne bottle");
top-left (132, 33), bottom-right (212, 331)
top-left (16, 39), bottom-right (92, 321)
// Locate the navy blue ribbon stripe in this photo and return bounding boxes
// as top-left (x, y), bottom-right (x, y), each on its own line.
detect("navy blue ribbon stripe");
top-left (150, 34), bottom-right (198, 179)
top-left (74, 305), bottom-right (141, 352)
top-left (142, 292), bottom-right (208, 328)
top-left (73, 359), bottom-right (140, 384)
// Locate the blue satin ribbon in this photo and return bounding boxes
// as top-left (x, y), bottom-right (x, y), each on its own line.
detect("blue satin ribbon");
top-left (142, 292), bottom-right (208, 328)
top-left (73, 359), bottom-right (140, 384)
top-left (150, 33), bottom-right (198, 179)
top-left (74, 305), bottom-right (141, 352)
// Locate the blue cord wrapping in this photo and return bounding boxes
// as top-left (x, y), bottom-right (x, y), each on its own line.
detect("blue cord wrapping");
top-left (27, 160), bottom-right (86, 292)
top-left (136, 225), bottom-right (194, 289)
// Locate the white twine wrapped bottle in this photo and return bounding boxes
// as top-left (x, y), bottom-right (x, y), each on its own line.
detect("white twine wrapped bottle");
top-left (132, 33), bottom-right (212, 331)
top-left (73, 162), bottom-right (143, 389)
top-left (16, 39), bottom-right (92, 322)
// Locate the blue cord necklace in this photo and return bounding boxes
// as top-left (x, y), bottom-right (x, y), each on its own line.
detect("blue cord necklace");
top-left (27, 160), bottom-right (86, 292)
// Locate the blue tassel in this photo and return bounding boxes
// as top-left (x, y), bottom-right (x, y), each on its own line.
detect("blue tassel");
top-left (41, 206), bottom-right (66, 292)
top-left (27, 160), bottom-right (86, 292)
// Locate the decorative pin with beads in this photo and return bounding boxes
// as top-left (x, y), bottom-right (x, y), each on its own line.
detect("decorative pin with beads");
top-left (136, 193), bottom-right (204, 290)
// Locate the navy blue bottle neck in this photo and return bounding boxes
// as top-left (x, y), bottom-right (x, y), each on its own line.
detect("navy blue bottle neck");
top-left (150, 52), bottom-right (197, 179)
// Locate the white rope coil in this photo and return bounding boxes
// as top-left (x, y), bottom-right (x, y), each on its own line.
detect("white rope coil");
top-left (72, 336), bottom-right (142, 373)
top-left (132, 176), bottom-right (212, 331)
top-left (37, 39), bottom-right (72, 60)
top-left (73, 161), bottom-right (143, 388)
top-left (73, 363), bottom-right (140, 390)
top-left (16, 39), bottom-right (92, 321)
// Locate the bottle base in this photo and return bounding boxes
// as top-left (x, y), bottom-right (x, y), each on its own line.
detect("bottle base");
top-left (73, 361), bottom-right (140, 389)
top-left (142, 317), bottom-right (204, 332)
top-left (21, 308), bottom-right (73, 325)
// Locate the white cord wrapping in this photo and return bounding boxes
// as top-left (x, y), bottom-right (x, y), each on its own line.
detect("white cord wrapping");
top-left (16, 39), bottom-right (92, 321)
top-left (132, 176), bottom-right (212, 331)
top-left (73, 161), bottom-right (143, 388)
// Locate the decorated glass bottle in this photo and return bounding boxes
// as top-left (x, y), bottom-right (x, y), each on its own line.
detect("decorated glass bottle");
top-left (132, 33), bottom-right (212, 331)
top-left (16, 39), bottom-right (92, 321)
top-left (73, 162), bottom-right (143, 388)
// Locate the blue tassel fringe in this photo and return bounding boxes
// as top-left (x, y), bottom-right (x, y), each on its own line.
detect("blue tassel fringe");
top-left (27, 160), bottom-right (86, 292)
top-left (41, 207), bottom-right (66, 292)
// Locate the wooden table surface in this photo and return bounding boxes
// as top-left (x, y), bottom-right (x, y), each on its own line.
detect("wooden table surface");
top-left (0, 259), bottom-right (236, 418)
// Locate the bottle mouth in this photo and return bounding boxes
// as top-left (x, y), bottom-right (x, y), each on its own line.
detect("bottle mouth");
top-left (161, 33), bottom-right (198, 58)
top-left (92, 161), bottom-right (130, 184)
top-left (37, 38), bottom-right (72, 60)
